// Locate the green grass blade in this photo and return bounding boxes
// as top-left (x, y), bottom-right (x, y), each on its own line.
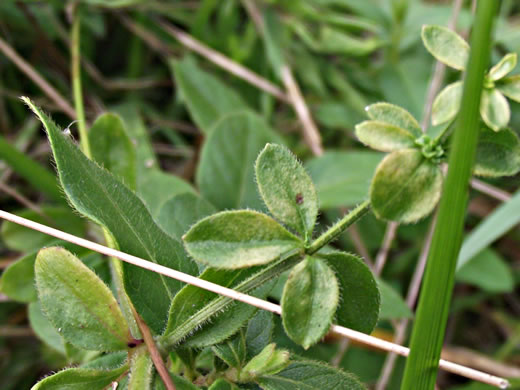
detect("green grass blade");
top-left (401, 1), bottom-right (499, 389)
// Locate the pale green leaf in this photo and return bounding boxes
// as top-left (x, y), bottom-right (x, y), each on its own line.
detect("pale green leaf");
top-left (184, 210), bottom-right (302, 269)
top-left (31, 364), bottom-right (128, 390)
top-left (35, 247), bottom-right (130, 351)
top-left (474, 127), bottom-right (520, 177)
top-left (171, 57), bottom-right (248, 133)
top-left (257, 360), bottom-right (366, 390)
top-left (365, 102), bottom-right (422, 138)
top-left (89, 113), bottom-right (136, 190)
top-left (23, 98), bottom-right (198, 334)
top-left (240, 343), bottom-right (290, 380)
top-left (378, 279), bottom-right (412, 320)
top-left (128, 347), bottom-right (153, 390)
top-left (281, 257), bottom-right (339, 349)
top-left (432, 81), bottom-right (462, 126)
top-left (456, 249), bottom-right (513, 293)
top-left (197, 111), bottom-right (282, 211)
top-left (355, 121), bottom-right (416, 152)
top-left (421, 25), bottom-right (469, 70)
top-left (255, 144), bottom-right (318, 239)
top-left (370, 149), bottom-right (443, 223)
top-left (488, 53), bottom-right (517, 81)
top-left (306, 151), bottom-right (383, 209)
top-left (497, 75), bottom-right (520, 103)
top-left (480, 89), bottom-right (510, 131)
top-left (321, 252), bottom-right (380, 333)
top-left (319, 26), bottom-right (382, 56)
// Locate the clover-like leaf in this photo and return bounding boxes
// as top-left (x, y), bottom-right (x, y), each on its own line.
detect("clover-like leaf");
top-left (183, 210), bottom-right (302, 269)
top-left (421, 25), bottom-right (469, 71)
top-left (488, 53), bottom-right (517, 81)
top-left (281, 257), bottom-right (339, 349)
top-left (432, 81), bottom-right (462, 126)
top-left (370, 149), bottom-right (443, 223)
top-left (212, 330), bottom-right (247, 368)
top-left (474, 127), bottom-right (520, 177)
top-left (497, 75), bottom-right (520, 103)
top-left (240, 343), bottom-right (290, 381)
top-left (255, 144), bottom-right (318, 239)
top-left (35, 247), bottom-right (131, 351)
top-left (365, 102), bottom-right (422, 138)
top-left (480, 89), bottom-right (510, 131)
top-left (355, 121), bottom-right (416, 152)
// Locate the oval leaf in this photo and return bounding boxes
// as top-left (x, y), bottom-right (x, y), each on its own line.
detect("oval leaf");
top-left (255, 144), bottom-right (318, 239)
top-left (281, 257), bottom-right (339, 349)
top-left (378, 279), bottom-right (412, 320)
top-left (31, 365), bottom-right (128, 390)
top-left (488, 53), bottom-right (517, 81)
top-left (421, 25), bottom-right (469, 70)
top-left (497, 75), bottom-right (520, 103)
top-left (240, 343), bottom-right (290, 380)
top-left (365, 102), bottom-right (422, 138)
top-left (370, 149), bottom-right (443, 223)
top-left (480, 89), bottom-right (510, 131)
top-left (35, 247), bottom-right (130, 351)
top-left (432, 81), bottom-right (462, 126)
top-left (320, 252), bottom-right (380, 333)
top-left (184, 210), bottom-right (302, 269)
top-left (474, 127), bottom-right (520, 177)
top-left (355, 121), bottom-right (416, 152)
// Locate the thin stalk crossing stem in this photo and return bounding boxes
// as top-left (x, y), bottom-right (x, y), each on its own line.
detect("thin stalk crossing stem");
top-left (402, 2), bottom-right (500, 389)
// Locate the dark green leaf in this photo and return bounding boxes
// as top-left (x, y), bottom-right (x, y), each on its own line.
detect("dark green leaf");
top-left (35, 247), bottom-right (130, 351)
top-left (474, 127), bottom-right (520, 177)
top-left (355, 121), bottom-right (416, 152)
top-left (197, 111), bottom-right (282, 211)
top-left (432, 81), bottom-right (462, 126)
top-left (89, 113), bottom-right (136, 190)
top-left (281, 257), bottom-right (339, 349)
top-left (365, 102), bottom-right (422, 138)
top-left (212, 330), bottom-right (246, 368)
top-left (480, 89), bottom-right (510, 132)
top-left (306, 151), bottom-right (383, 209)
top-left (257, 360), bottom-right (365, 390)
top-left (421, 25), bottom-right (469, 70)
top-left (320, 252), bottom-right (380, 333)
top-left (246, 310), bottom-right (274, 360)
top-left (153, 372), bottom-right (200, 390)
top-left (24, 98), bottom-right (198, 334)
top-left (370, 149), bottom-right (443, 223)
top-left (28, 301), bottom-right (65, 355)
top-left (171, 57), bottom-right (248, 133)
top-left (378, 279), bottom-right (412, 320)
top-left (208, 379), bottom-right (238, 390)
top-left (184, 210), bottom-right (302, 269)
top-left (255, 144), bottom-right (318, 239)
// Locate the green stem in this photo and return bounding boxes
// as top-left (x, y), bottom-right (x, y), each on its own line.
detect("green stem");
top-left (401, 2), bottom-right (498, 389)
top-left (71, 10), bottom-right (91, 158)
top-left (159, 250), bottom-right (304, 349)
top-left (306, 200), bottom-right (371, 255)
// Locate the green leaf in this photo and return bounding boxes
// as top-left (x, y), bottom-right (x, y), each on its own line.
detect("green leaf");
top-left (355, 121), bottom-right (416, 152)
top-left (320, 252), bottom-right (380, 333)
top-left (480, 89), bottom-right (510, 131)
top-left (318, 26), bottom-right (382, 56)
top-left (89, 113), bottom-right (136, 190)
top-left (306, 151), bottom-right (383, 209)
top-left (31, 364), bottom-right (128, 390)
top-left (365, 102), bottom-right (422, 138)
top-left (153, 372), bottom-right (200, 390)
top-left (163, 267), bottom-right (274, 348)
top-left (240, 343), bottom-right (290, 381)
top-left (1, 206), bottom-right (86, 252)
top-left (456, 249), bottom-right (513, 293)
top-left (157, 193), bottom-right (217, 240)
top-left (257, 360), bottom-right (366, 390)
top-left (197, 111), bottom-right (282, 211)
top-left (128, 347), bottom-right (153, 390)
top-left (497, 75), bottom-right (520, 102)
top-left (137, 170), bottom-right (195, 217)
top-left (24, 98), bottom-right (198, 334)
top-left (246, 310), bottom-right (274, 360)
top-left (474, 127), bottom-right (520, 177)
top-left (28, 301), bottom-right (66, 355)
top-left (488, 53), bottom-right (517, 81)
top-left (171, 57), bottom-right (248, 133)
top-left (378, 279), bottom-right (412, 320)
top-left (255, 144), bottom-right (318, 239)
top-left (35, 247), bottom-right (130, 351)
top-left (370, 149), bottom-right (443, 223)
top-left (281, 257), bottom-right (339, 349)
top-left (432, 81), bottom-right (462, 126)
top-left (212, 330), bottom-right (246, 368)
top-left (208, 379), bottom-right (238, 390)
top-left (457, 189), bottom-right (520, 269)
top-left (421, 25), bottom-right (469, 70)
top-left (184, 210), bottom-right (302, 269)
